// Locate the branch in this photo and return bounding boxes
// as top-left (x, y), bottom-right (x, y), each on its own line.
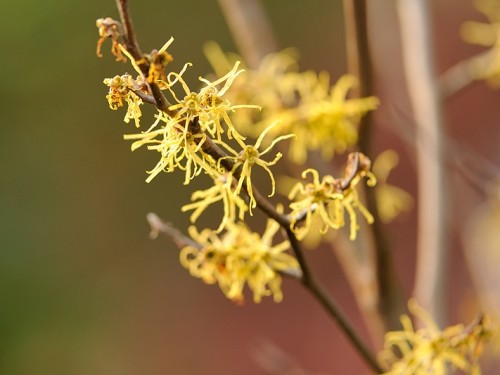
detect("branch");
top-left (111, 3), bottom-right (381, 370)
top-left (343, 0), bottom-right (404, 341)
top-left (396, 0), bottom-right (447, 326)
top-left (115, 0), bottom-right (171, 112)
top-left (216, 0), bottom-right (278, 68)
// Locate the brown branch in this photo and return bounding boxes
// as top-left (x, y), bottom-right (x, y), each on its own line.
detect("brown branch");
top-left (109, 3), bottom-right (381, 370)
top-left (147, 212), bottom-right (200, 249)
top-left (343, 0), bottom-right (404, 342)
top-left (115, 0), bottom-right (171, 112)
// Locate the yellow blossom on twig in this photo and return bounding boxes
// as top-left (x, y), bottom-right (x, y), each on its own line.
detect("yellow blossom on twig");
top-left (180, 220), bottom-right (300, 303)
top-left (380, 299), bottom-right (495, 375)
top-left (96, 17), bottom-right (125, 62)
top-left (123, 111), bottom-right (215, 184)
top-left (288, 152), bottom-right (376, 241)
top-left (181, 171), bottom-right (249, 232)
top-left (204, 45), bottom-right (379, 164)
top-left (219, 121), bottom-right (295, 212)
top-left (103, 74), bottom-right (145, 127)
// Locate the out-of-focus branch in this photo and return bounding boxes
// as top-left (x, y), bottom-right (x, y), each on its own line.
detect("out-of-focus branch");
top-left (343, 0), bottom-right (404, 343)
top-left (147, 212), bottom-right (200, 249)
top-left (396, 0), bottom-right (447, 327)
top-left (216, 0), bottom-right (278, 68)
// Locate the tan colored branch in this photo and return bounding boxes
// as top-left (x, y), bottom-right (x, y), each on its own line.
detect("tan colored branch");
top-left (216, 0), bottom-right (278, 68)
top-left (396, 0), bottom-right (447, 327)
top-left (343, 0), bottom-right (404, 344)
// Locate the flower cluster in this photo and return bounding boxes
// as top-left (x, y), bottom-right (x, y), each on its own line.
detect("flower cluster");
top-left (103, 74), bottom-right (146, 127)
top-left (461, 0), bottom-right (500, 84)
top-left (204, 43), bottom-right (379, 164)
top-left (180, 220), bottom-right (300, 303)
top-left (288, 152), bottom-right (376, 241)
top-left (380, 299), bottom-right (495, 375)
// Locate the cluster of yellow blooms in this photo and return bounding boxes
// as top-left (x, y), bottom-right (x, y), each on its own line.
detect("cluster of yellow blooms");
top-left (380, 300), bottom-right (494, 375)
top-left (97, 19), bottom-right (377, 302)
top-left (461, 0), bottom-right (500, 84)
top-left (204, 43), bottom-right (380, 164)
top-left (288, 153), bottom-right (376, 241)
top-left (180, 219), bottom-right (299, 303)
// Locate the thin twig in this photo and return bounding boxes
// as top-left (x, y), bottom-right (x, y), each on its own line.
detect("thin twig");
top-left (216, 0), bottom-right (278, 68)
top-left (286, 222), bottom-right (383, 373)
top-left (343, 0), bottom-right (404, 341)
top-left (115, 0), bottom-right (171, 112)
top-left (147, 212), bottom-right (200, 249)
top-left (396, 0), bottom-right (447, 327)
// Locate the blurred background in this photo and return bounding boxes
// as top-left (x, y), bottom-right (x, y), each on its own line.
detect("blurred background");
top-left (1, 0), bottom-right (499, 374)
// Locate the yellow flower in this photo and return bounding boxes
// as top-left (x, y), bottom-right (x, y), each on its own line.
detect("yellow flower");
top-left (180, 219), bottom-right (299, 303)
top-left (372, 150), bottom-right (413, 223)
top-left (204, 45), bottom-right (379, 164)
top-left (461, 0), bottom-right (500, 84)
top-left (219, 121), bottom-right (295, 212)
top-left (103, 74), bottom-right (144, 127)
top-left (96, 17), bottom-right (125, 62)
top-left (123, 111), bottom-right (215, 184)
top-left (380, 299), bottom-right (495, 375)
top-left (165, 61), bottom-right (259, 142)
top-left (288, 153), bottom-right (376, 241)
top-left (181, 171), bottom-right (249, 232)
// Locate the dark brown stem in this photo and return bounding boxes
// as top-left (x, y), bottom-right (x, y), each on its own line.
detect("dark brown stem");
top-left (115, 0), bottom-right (171, 112)
top-left (285, 226), bottom-right (383, 373)
top-left (343, 0), bottom-right (404, 340)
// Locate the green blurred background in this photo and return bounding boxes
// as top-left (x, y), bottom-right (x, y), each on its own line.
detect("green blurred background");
top-left (1, 0), bottom-right (498, 374)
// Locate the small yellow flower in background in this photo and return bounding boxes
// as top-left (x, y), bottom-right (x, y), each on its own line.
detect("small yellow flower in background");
top-left (96, 17), bottom-right (125, 62)
top-left (219, 121), bottom-right (295, 212)
top-left (372, 150), bottom-right (413, 223)
top-left (380, 299), bottom-right (495, 375)
top-left (288, 153), bottom-right (376, 241)
top-left (181, 171), bottom-right (249, 232)
top-left (180, 219), bottom-right (299, 303)
top-left (204, 44), bottom-right (379, 164)
top-left (461, 0), bottom-right (500, 84)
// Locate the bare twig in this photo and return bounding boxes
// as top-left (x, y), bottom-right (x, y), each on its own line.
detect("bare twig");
top-left (147, 212), bottom-right (200, 249)
top-left (343, 0), bottom-right (404, 341)
top-left (216, 0), bottom-right (278, 68)
top-left (396, 0), bottom-right (447, 326)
